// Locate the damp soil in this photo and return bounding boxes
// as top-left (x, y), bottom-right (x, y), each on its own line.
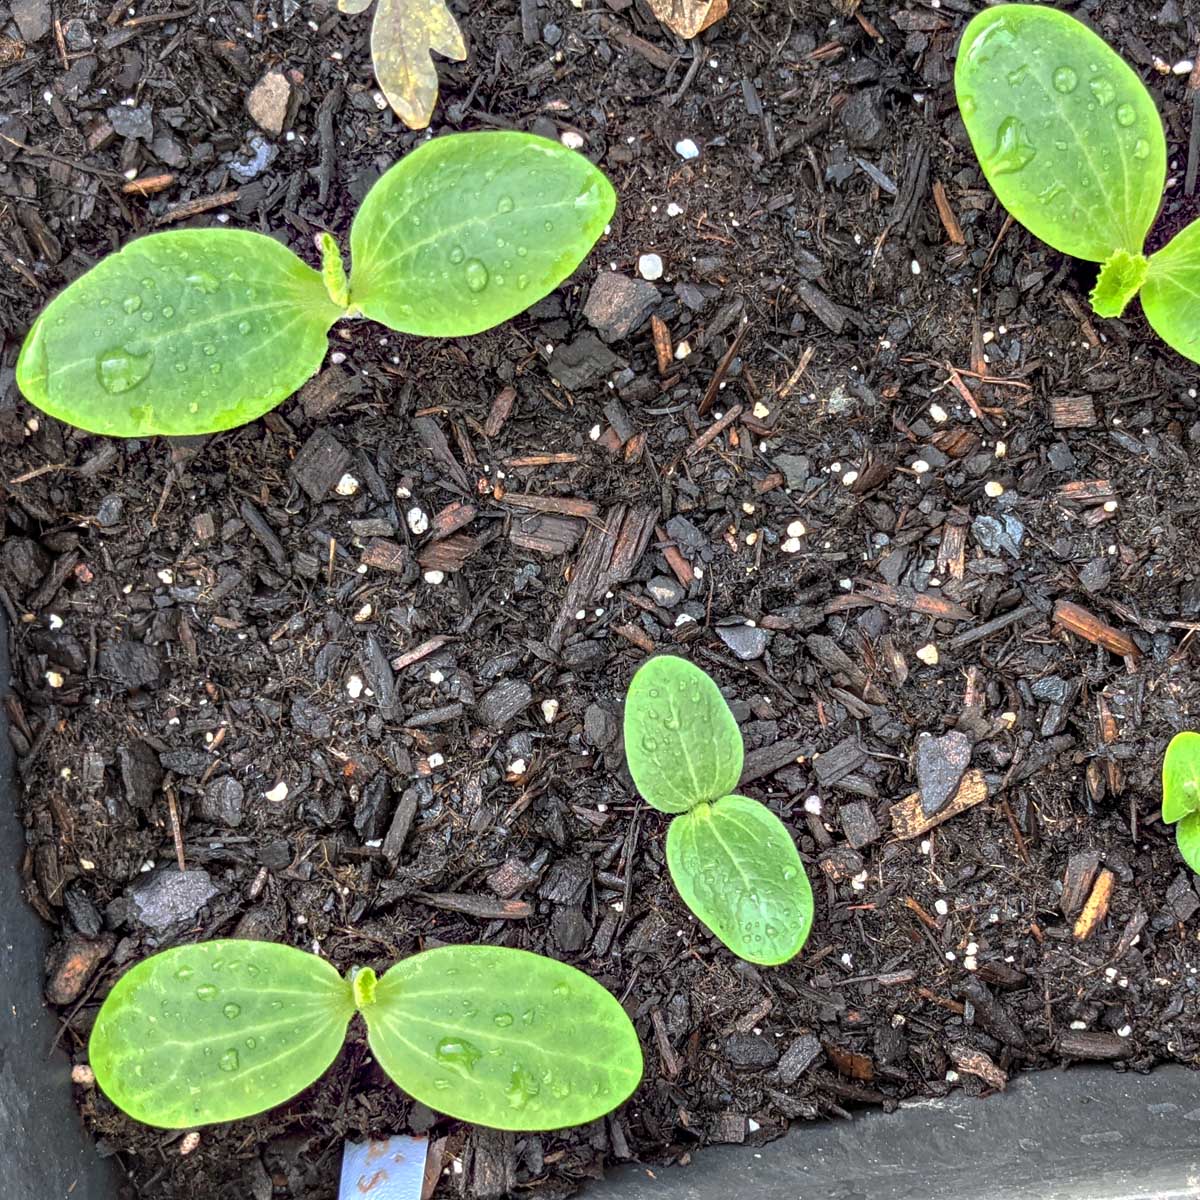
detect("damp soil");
top-left (3, 0), bottom-right (1200, 1197)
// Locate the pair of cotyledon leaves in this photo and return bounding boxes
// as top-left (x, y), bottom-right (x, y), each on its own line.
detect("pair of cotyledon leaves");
top-left (89, 940), bottom-right (642, 1131)
top-left (624, 656), bottom-right (814, 966)
top-left (955, 5), bottom-right (1200, 362)
top-left (17, 132), bottom-right (615, 438)
top-left (1163, 732), bottom-right (1200, 875)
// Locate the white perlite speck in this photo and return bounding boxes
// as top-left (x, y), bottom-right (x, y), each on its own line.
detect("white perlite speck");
top-left (407, 506), bottom-right (430, 535)
top-left (675, 138), bottom-right (700, 160)
top-left (335, 473), bottom-right (359, 496)
top-left (264, 781), bottom-right (289, 803)
top-left (916, 643), bottom-right (939, 665)
top-left (638, 253), bottom-right (664, 281)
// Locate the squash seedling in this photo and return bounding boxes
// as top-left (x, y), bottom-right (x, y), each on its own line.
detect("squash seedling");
top-left (88, 939), bottom-right (642, 1132)
top-left (1163, 732), bottom-right (1200, 875)
top-left (955, 5), bottom-right (1200, 364)
top-left (623, 656), bottom-right (814, 966)
top-left (18, 132), bottom-right (615, 437)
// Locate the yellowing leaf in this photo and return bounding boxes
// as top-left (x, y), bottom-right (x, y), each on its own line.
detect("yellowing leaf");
top-left (370, 0), bottom-right (466, 130)
top-left (646, 0), bottom-right (728, 39)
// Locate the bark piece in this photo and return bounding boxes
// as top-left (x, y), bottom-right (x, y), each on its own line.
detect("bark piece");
top-left (890, 769), bottom-right (988, 839)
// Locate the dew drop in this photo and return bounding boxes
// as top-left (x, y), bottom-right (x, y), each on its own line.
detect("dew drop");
top-left (1006, 64), bottom-right (1029, 86)
top-left (210, 363), bottom-right (222, 375)
top-left (497, 195), bottom-right (515, 213)
top-left (505, 1065), bottom-right (541, 1110)
top-left (1133, 138), bottom-right (1150, 159)
top-left (202, 343), bottom-right (217, 356)
top-left (521, 1009), bottom-right (535, 1025)
top-left (1052, 66), bottom-right (1078, 93)
top-left (196, 984), bottom-right (217, 1000)
top-left (122, 295), bottom-right (143, 314)
top-left (436, 1038), bottom-right (483, 1071)
top-left (449, 245), bottom-right (466, 264)
top-left (1116, 103), bottom-right (1136, 127)
top-left (223, 1003), bottom-right (241, 1020)
top-left (1089, 76), bottom-right (1115, 106)
top-left (641, 735), bottom-right (658, 753)
top-left (465, 259), bottom-right (489, 292)
top-left (270, 1000), bottom-right (283, 1010)
top-left (161, 305), bottom-right (175, 318)
top-left (237, 320), bottom-right (252, 335)
top-left (175, 966), bottom-right (194, 981)
top-left (96, 345), bottom-right (154, 394)
top-left (543, 220), bottom-right (553, 232)
top-left (175, 362), bottom-right (188, 374)
top-left (517, 274), bottom-right (529, 290)
top-left (959, 94), bottom-right (977, 117)
top-left (185, 271), bottom-right (219, 294)
top-left (494, 1012), bottom-right (514, 1027)
top-left (433, 1078), bottom-right (450, 1090)
top-left (516, 245), bottom-right (528, 258)
top-left (245, 1037), bottom-right (257, 1049)
top-left (553, 982), bottom-right (569, 999)
top-left (218, 1049), bottom-right (240, 1072)
top-left (988, 116), bottom-right (1037, 175)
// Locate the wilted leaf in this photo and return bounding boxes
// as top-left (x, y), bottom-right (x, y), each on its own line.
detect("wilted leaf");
top-left (646, 0), bottom-right (728, 39)
top-left (370, 0), bottom-right (466, 129)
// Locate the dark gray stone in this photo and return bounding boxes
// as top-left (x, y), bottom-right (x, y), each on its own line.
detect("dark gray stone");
top-left (477, 679), bottom-right (532, 728)
top-left (774, 454), bottom-right (810, 489)
top-left (99, 641), bottom-right (163, 691)
top-left (916, 730), bottom-right (972, 818)
top-left (584, 703), bottom-right (617, 748)
top-left (197, 776), bottom-right (244, 827)
top-left (776, 1034), bottom-right (823, 1084)
top-left (717, 624), bottom-right (769, 661)
top-left (583, 271), bottom-right (660, 342)
top-left (839, 800), bottom-right (880, 849)
top-left (117, 741), bottom-right (161, 811)
top-left (547, 332), bottom-right (621, 390)
top-left (11, 0), bottom-right (52, 42)
top-left (840, 90), bottom-right (885, 148)
top-left (725, 1033), bottom-right (779, 1069)
top-left (106, 104), bottom-right (153, 142)
top-left (290, 428), bottom-right (352, 501)
top-left (647, 575), bottom-right (684, 607)
top-left (972, 513), bottom-right (1025, 558)
top-left (127, 867), bottom-right (219, 931)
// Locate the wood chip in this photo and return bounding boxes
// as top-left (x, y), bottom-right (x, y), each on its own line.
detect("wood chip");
top-left (390, 635), bottom-right (450, 671)
top-left (415, 892), bottom-right (532, 920)
top-left (655, 524), bottom-right (696, 588)
top-left (646, 0), bottom-right (727, 39)
top-left (501, 493), bottom-right (599, 518)
top-left (430, 500), bottom-right (477, 540)
top-left (361, 537), bottom-right (408, 572)
top-left (417, 532), bottom-right (482, 572)
top-left (852, 578), bottom-right (973, 622)
top-left (931, 179), bottom-right (965, 244)
top-left (1053, 600), bottom-right (1138, 659)
top-left (484, 386), bottom-right (516, 438)
top-left (156, 189), bottom-right (239, 224)
top-left (1056, 1030), bottom-right (1131, 1060)
top-left (650, 315), bottom-right (673, 375)
top-left (509, 513), bottom-right (585, 556)
top-left (936, 522), bottom-right (967, 581)
top-left (1056, 479), bottom-right (1114, 506)
top-left (1072, 867), bottom-right (1114, 941)
top-left (947, 1044), bottom-right (1006, 1090)
top-left (1060, 850), bottom-right (1100, 918)
top-left (890, 769), bottom-right (988, 839)
top-left (1050, 394), bottom-right (1097, 428)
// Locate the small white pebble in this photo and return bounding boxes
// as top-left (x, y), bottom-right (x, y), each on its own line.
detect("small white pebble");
top-left (674, 613), bottom-right (695, 627)
top-left (589, 423), bottom-right (602, 441)
top-left (48, 613), bottom-right (64, 630)
top-left (666, 201), bottom-right (684, 217)
top-left (71, 1064), bottom-right (95, 1086)
top-left (782, 537), bottom-right (802, 554)
top-left (1103, 500), bottom-right (1118, 513)
top-left (156, 569), bottom-right (174, 585)
top-left (984, 481), bottom-right (1005, 498)
top-left (427, 752), bottom-right (445, 770)
top-left (946, 1070), bottom-right (960, 1083)
top-left (804, 795), bottom-right (822, 815)
top-left (179, 1132), bottom-right (201, 1157)
top-left (752, 401), bottom-right (770, 419)
top-left (747, 1118), bottom-right (761, 1133)
top-left (346, 675), bottom-right (364, 700)
top-left (541, 698), bottom-right (560, 724)
top-left (994, 441), bottom-right (1007, 459)
top-left (638, 253), bottom-right (664, 281)
top-left (963, 955), bottom-right (978, 971)
top-left (335, 473), bottom-right (359, 496)
top-left (575, 608), bottom-right (587, 621)
top-left (851, 870), bottom-right (868, 891)
top-left (423, 569), bottom-right (445, 585)
top-left (910, 259), bottom-right (921, 275)
top-left (45, 670), bottom-right (64, 688)
top-left (508, 758), bottom-right (527, 777)
top-left (840, 953), bottom-right (853, 967)
top-left (675, 138), bottom-right (700, 160)
top-left (915, 643), bottom-right (939, 666)
top-left (1118, 1024), bottom-right (1132, 1038)
top-left (1070, 1020), bottom-right (1088, 1030)
top-left (912, 459), bottom-right (930, 474)
top-left (1173, 59), bottom-right (1194, 75)
top-left (407, 507), bottom-right (429, 535)
top-left (841, 470), bottom-right (859, 487)
top-left (428, 669), bottom-right (445, 685)
top-left (560, 130), bottom-right (585, 150)
top-left (353, 602), bottom-right (373, 623)
top-left (675, 339), bottom-right (693, 360)
top-left (945, 951), bottom-right (957, 961)
top-left (920, 839), bottom-right (932, 855)
top-left (935, 899), bottom-right (949, 917)
top-left (787, 519), bottom-right (807, 538)
top-left (264, 781), bottom-right (289, 803)
top-left (929, 404), bottom-right (948, 423)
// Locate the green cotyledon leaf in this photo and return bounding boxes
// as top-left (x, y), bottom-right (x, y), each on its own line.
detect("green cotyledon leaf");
top-left (1162, 731), bottom-right (1200, 824)
top-left (666, 795), bottom-right (813, 966)
top-left (348, 132), bottom-right (615, 337)
top-left (16, 230), bottom-right (345, 437)
top-left (360, 945), bottom-right (643, 1131)
top-left (954, 4), bottom-right (1166, 263)
top-left (1142, 219), bottom-right (1200, 365)
top-left (89, 940), bottom-right (355, 1129)
top-left (623, 655), bottom-right (743, 814)
top-left (1177, 812), bottom-right (1200, 875)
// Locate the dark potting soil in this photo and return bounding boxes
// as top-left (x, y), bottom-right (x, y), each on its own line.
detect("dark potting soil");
top-left (3, 0), bottom-right (1200, 1196)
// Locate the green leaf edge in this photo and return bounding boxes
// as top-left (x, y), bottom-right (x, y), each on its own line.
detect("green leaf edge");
top-left (1162, 731), bottom-right (1200, 824)
top-left (1177, 812), bottom-right (1200, 875)
top-left (623, 654), bottom-right (744, 814)
top-left (1142, 217), bottom-right (1200, 365)
top-left (1090, 249), bottom-right (1149, 317)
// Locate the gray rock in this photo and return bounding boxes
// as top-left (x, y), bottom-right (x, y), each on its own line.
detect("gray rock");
top-left (11, 0), bottom-right (52, 42)
top-left (117, 741), bottom-right (162, 811)
top-left (99, 641), bottom-right (163, 691)
top-left (128, 868), bottom-right (218, 931)
top-left (247, 70), bottom-right (292, 135)
top-left (725, 1033), bottom-right (779, 1069)
top-left (197, 776), bottom-right (244, 827)
top-left (774, 454), bottom-right (810, 489)
top-left (96, 494), bottom-right (123, 526)
top-left (972, 513), bottom-right (1024, 558)
top-left (776, 1034), bottom-right (822, 1084)
top-left (583, 271), bottom-right (660, 342)
top-left (647, 575), bottom-right (684, 607)
top-left (915, 730), bottom-right (972, 818)
top-left (106, 104), bottom-right (153, 142)
top-left (61, 18), bottom-right (91, 49)
top-left (477, 679), bottom-right (532, 728)
top-left (664, 515), bottom-right (706, 550)
top-left (547, 332), bottom-right (621, 390)
top-left (228, 133), bottom-right (277, 182)
top-left (717, 623), bottom-right (769, 661)
top-left (584, 703), bottom-right (617, 748)
top-left (840, 89), bottom-right (885, 148)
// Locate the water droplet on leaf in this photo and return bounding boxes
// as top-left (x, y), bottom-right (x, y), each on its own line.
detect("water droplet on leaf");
top-left (1089, 76), bottom-right (1115, 105)
top-left (96, 345), bottom-right (154, 394)
top-left (1134, 139), bottom-right (1150, 159)
top-left (218, 1049), bottom-right (239, 1072)
top-left (494, 1012), bottom-right (514, 1027)
top-left (223, 1003), bottom-right (241, 1019)
top-left (175, 966), bottom-right (194, 980)
top-left (988, 116), bottom-right (1036, 175)
top-left (1116, 103), bottom-right (1136, 127)
top-left (122, 295), bottom-right (142, 314)
top-left (436, 1038), bottom-right (483, 1071)
top-left (449, 245), bottom-right (465, 264)
top-left (185, 271), bottom-right (219, 294)
top-left (497, 195), bottom-right (515, 213)
top-left (465, 259), bottom-right (489, 292)
top-left (196, 984), bottom-right (217, 1000)
top-left (1052, 66), bottom-right (1078, 93)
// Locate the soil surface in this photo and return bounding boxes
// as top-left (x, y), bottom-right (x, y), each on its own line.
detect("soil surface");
top-left (3, 0), bottom-right (1200, 1197)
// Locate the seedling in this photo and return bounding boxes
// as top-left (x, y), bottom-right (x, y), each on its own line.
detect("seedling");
top-left (955, 5), bottom-right (1200, 364)
top-left (623, 655), bottom-right (814, 965)
top-left (88, 939), bottom-right (642, 1131)
top-left (18, 132), bottom-right (615, 437)
top-left (1162, 732), bottom-right (1200, 875)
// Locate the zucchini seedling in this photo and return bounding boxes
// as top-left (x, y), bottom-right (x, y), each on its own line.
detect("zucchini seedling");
top-left (1163, 731), bottom-right (1200, 875)
top-left (88, 940), bottom-right (642, 1131)
top-left (18, 132), bottom-right (615, 437)
top-left (623, 655), bottom-right (814, 966)
top-left (955, 4), bottom-right (1200, 363)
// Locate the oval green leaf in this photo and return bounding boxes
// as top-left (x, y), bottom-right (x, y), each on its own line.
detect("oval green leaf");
top-left (623, 655), bottom-right (743, 814)
top-left (1143, 219), bottom-right (1200, 364)
top-left (955, 4), bottom-right (1166, 262)
top-left (348, 132), bottom-right (616, 336)
top-left (362, 945), bottom-right (643, 1131)
top-left (666, 795), bottom-right (813, 966)
top-left (1162, 730), bottom-right (1200, 824)
top-left (16, 230), bottom-right (345, 437)
top-left (89, 940), bottom-right (354, 1128)
top-left (1177, 812), bottom-right (1200, 875)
